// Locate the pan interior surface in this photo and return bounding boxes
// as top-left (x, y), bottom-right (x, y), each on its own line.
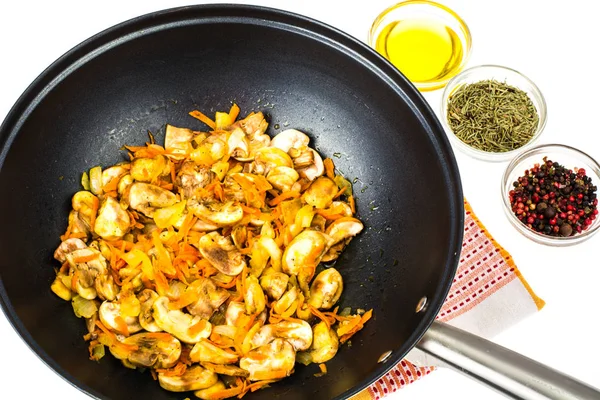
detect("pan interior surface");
top-left (0, 5), bottom-right (463, 400)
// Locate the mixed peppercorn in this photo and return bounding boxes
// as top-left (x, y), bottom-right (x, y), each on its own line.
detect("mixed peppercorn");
top-left (509, 157), bottom-right (598, 237)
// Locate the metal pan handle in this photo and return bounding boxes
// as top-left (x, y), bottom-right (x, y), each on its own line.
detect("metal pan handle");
top-left (416, 321), bottom-right (600, 400)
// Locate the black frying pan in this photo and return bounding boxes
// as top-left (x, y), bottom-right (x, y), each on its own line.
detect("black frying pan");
top-left (0, 4), bottom-right (463, 399)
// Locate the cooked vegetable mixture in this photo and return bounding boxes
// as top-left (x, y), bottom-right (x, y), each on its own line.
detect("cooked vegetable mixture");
top-left (51, 105), bottom-right (371, 399)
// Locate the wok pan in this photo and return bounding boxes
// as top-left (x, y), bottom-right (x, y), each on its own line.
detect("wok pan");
top-left (0, 5), bottom-right (597, 400)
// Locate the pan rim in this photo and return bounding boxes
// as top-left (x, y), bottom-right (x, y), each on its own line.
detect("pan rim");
top-left (0, 3), bottom-right (464, 399)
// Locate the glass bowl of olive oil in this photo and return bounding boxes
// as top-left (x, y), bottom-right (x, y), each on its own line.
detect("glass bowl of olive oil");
top-left (368, 0), bottom-right (472, 91)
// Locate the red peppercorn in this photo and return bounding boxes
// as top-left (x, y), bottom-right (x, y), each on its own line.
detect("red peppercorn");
top-left (574, 215), bottom-right (580, 221)
top-left (569, 196), bottom-right (575, 202)
top-left (532, 194), bottom-right (540, 202)
top-left (550, 218), bottom-right (557, 225)
top-left (549, 192), bottom-right (556, 199)
top-left (592, 215), bottom-right (597, 221)
top-left (579, 168), bottom-right (586, 176)
top-left (577, 193), bottom-right (584, 200)
top-left (538, 214), bottom-right (544, 220)
top-left (553, 226), bottom-right (560, 233)
top-left (567, 205), bottom-right (574, 211)
top-left (542, 194), bottom-right (549, 201)
top-left (527, 216), bottom-right (535, 224)
top-left (595, 199), bottom-right (599, 206)
top-left (577, 226), bottom-right (583, 233)
top-left (516, 197), bottom-right (523, 203)
top-left (585, 218), bottom-right (592, 226)
top-left (539, 179), bottom-right (544, 185)
top-left (594, 209), bottom-right (599, 215)
top-left (568, 215), bottom-right (574, 221)
top-left (560, 212), bottom-right (567, 219)
top-left (578, 209), bottom-right (585, 217)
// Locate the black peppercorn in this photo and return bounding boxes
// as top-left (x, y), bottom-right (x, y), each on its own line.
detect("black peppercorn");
top-left (544, 207), bottom-right (556, 219)
top-left (536, 202), bottom-right (548, 213)
top-left (560, 224), bottom-right (573, 237)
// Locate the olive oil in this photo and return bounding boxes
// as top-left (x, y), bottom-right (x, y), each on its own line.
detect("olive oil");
top-left (375, 18), bottom-right (464, 90)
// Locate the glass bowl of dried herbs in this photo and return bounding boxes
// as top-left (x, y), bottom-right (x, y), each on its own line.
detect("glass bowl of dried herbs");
top-left (501, 144), bottom-right (600, 246)
top-left (441, 65), bottom-right (547, 162)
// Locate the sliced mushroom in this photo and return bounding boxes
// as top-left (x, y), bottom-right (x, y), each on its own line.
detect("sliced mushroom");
top-left (186, 277), bottom-right (230, 319)
top-left (270, 129), bottom-right (310, 154)
top-left (72, 191), bottom-right (99, 229)
top-left (249, 236), bottom-right (282, 277)
top-left (273, 287), bottom-right (298, 315)
top-left (187, 200), bottom-right (243, 226)
top-left (50, 274), bottom-right (72, 301)
top-left (130, 154), bottom-right (169, 183)
top-left (101, 164), bottom-right (129, 188)
top-left (93, 196), bottom-right (131, 240)
top-left (54, 238), bottom-right (87, 263)
top-left (128, 182), bottom-right (178, 217)
top-left (158, 365), bottom-right (218, 392)
top-left (138, 289), bottom-right (162, 332)
top-left (152, 296), bottom-right (212, 344)
top-left (254, 147), bottom-right (293, 172)
top-left (297, 149), bottom-right (325, 181)
top-left (321, 242), bottom-right (346, 263)
top-left (231, 225), bottom-right (247, 249)
top-left (109, 332), bottom-right (181, 369)
top-left (99, 301), bottom-right (143, 335)
top-left (165, 125), bottom-right (195, 160)
top-left (259, 272), bottom-right (289, 301)
top-left (267, 166), bottom-right (300, 192)
top-left (236, 112), bottom-right (270, 154)
top-left (282, 230), bottom-right (328, 276)
top-left (176, 161), bottom-right (215, 199)
top-left (227, 127), bottom-right (250, 161)
top-left (325, 217), bottom-right (364, 246)
top-left (66, 248), bottom-right (108, 300)
top-left (244, 275), bottom-right (266, 315)
top-left (239, 338), bottom-right (295, 381)
top-left (225, 301), bottom-right (248, 327)
top-left (300, 321), bottom-right (339, 364)
top-left (308, 268), bottom-right (343, 310)
top-left (200, 363), bottom-right (249, 377)
top-left (190, 339), bottom-right (239, 364)
top-left (95, 273), bottom-right (118, 301)
top-left (251, 320), bottom-right (312, 351)
top-left (302, 177), bottom-right (338, 209)
top-left (194, 381), bottom-right (226, 400)
top-left (197, 232), bottom-right (246, 276)
top-left (67, 210), bottom-right (91, 238)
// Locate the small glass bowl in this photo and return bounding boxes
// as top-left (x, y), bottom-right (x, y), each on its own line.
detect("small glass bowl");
top-left (441, 65), bottom-right (547, 162)
top-left (368, 0), bottom-right (472, 91)
top-left (501, 144), bottom-right (600, 246)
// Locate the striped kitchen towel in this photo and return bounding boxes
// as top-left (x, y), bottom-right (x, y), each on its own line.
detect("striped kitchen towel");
top-left (352, 199), bottom-right (545, 399)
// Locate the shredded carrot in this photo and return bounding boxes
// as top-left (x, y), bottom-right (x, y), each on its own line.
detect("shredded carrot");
top-left (72, 253), bottom-right (100, 263)
top-left (323, 158), bottom-right (335, 180)
top-left (169, 162), bottom-right (177, 184)
top-left (245, 379), bottom-right (277, 393)
top-left (68, 232), bottom-right (88, 239)
top-left (229, 103), bottom-right (240, 121)
top-left (241, 204), bottom-right (261, 216)
top-left (156, 362), bottom-right (187, 377)
top-left (113, 316), bottom-right (130, 337)
top-left (71, 271), bottom-right (79, 291)
top-left (267, 191), bottom-right (300, 206)
top-left (150, 369), bottom-right (158, 381)
top-left (177, 213), bottom-right (197, 242)
top-left (205, 385), bottom-right (245, 400)
top-left (348, 195), bottom-right (356, 214)
top-left (338, 309), bottom-right (373, 343)
top-left (189, 110), bottom-right (216, 130)
top-left (103, 176), bottom-right (120, 192)
top-left (214, 181), bottom-right (225, 202)
top-left (333, 185), bottom-right (349, 200)
top-left (214, 275), bottom-right (238, 289)
top-left (59, 261), bottom-right (70, 274)
top-left (60, 221), bottom-right (73, 242)
top-left (307, 304), bottom-right (333, 328)
top-left (319, 363), bottom-right (327, 374)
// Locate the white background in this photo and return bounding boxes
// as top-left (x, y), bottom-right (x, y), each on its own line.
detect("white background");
top-left (1, 1), bottom-right (599, 399)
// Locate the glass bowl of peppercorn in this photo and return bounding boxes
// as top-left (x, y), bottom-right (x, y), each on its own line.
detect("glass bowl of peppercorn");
top-left (502, 144), bottom-right (600, 246)
top-left (441, 65), bottom-right (547, 162)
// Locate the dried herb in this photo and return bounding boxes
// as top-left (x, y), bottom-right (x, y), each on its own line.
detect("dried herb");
top-left (447, 79), bottom-right (539, 152)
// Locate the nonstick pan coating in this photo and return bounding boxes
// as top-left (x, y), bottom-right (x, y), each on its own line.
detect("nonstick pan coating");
top-left (0, 5), bottom-right (463, 400)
